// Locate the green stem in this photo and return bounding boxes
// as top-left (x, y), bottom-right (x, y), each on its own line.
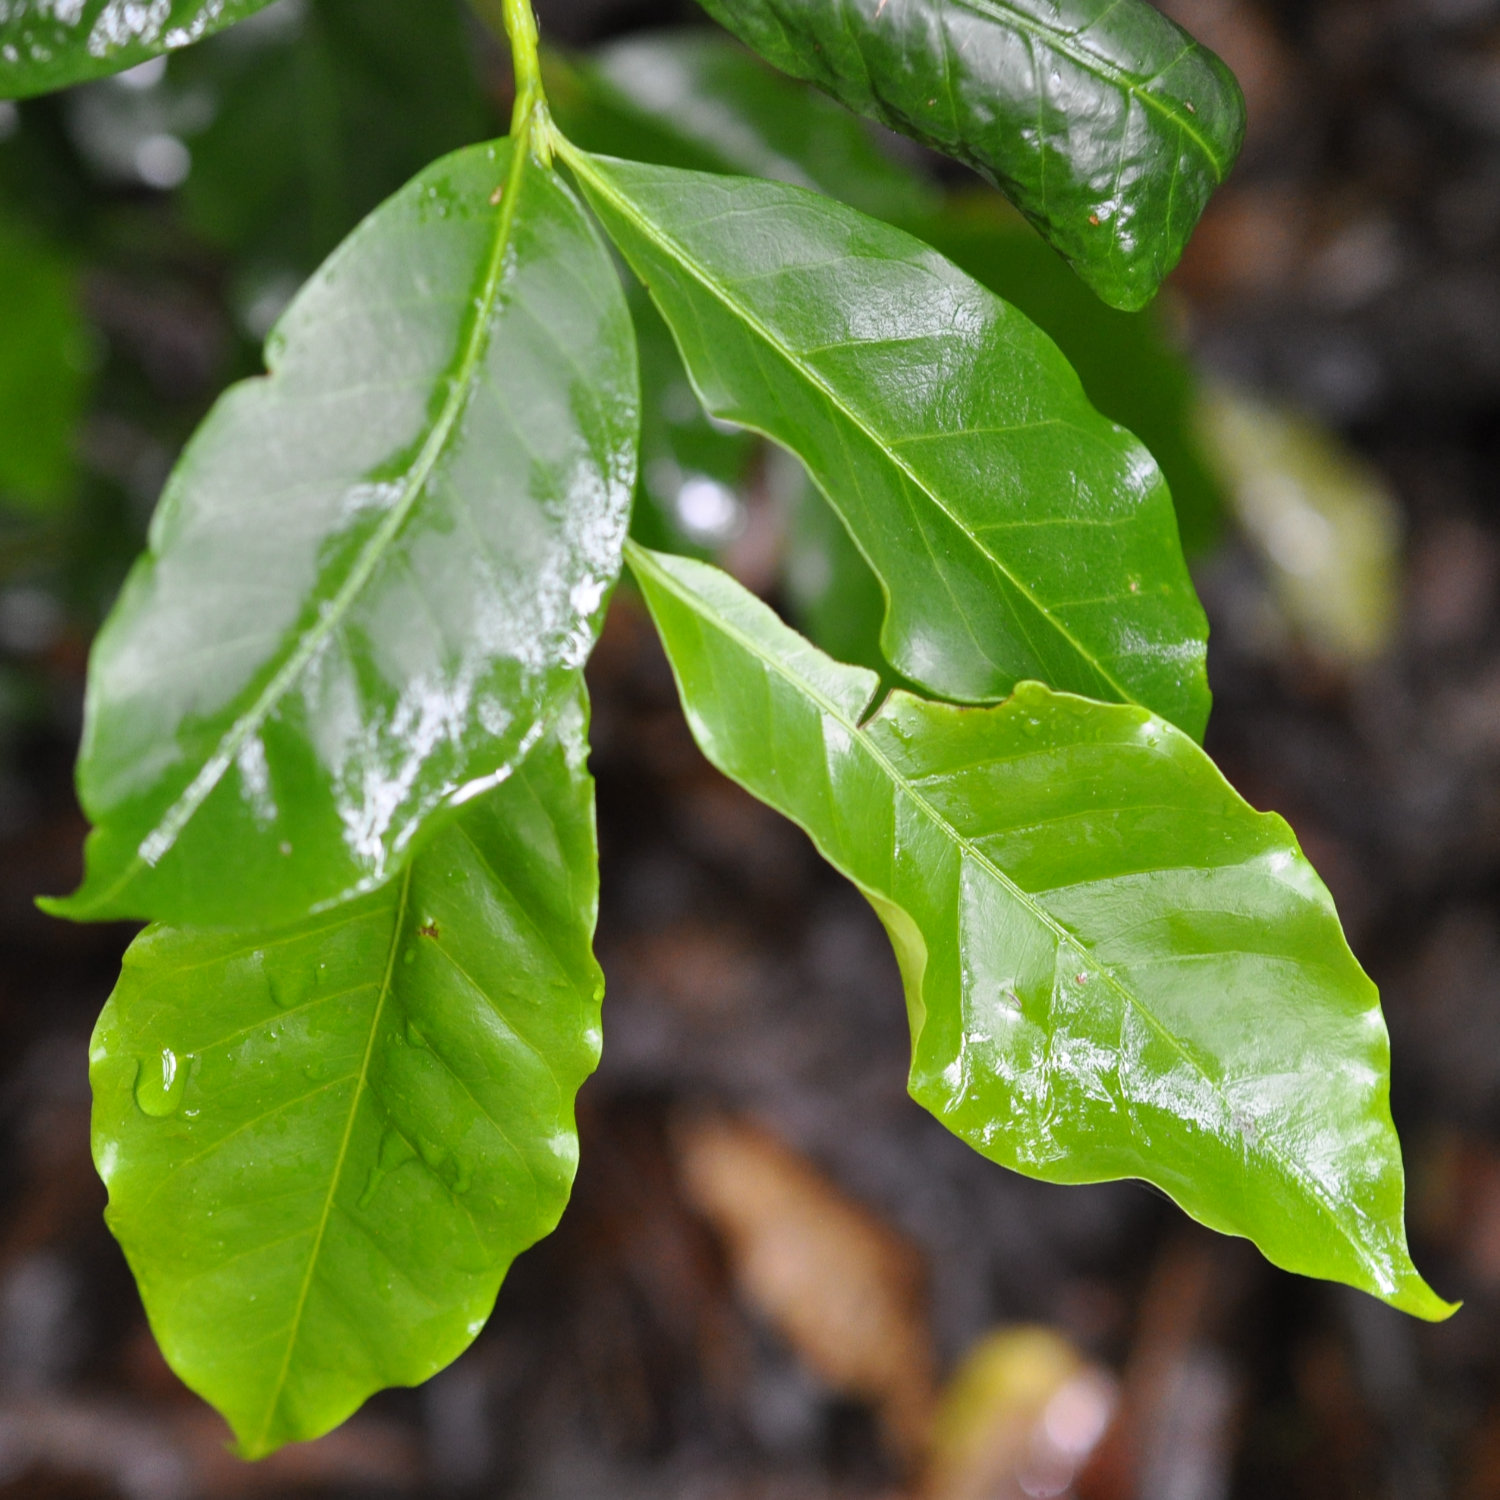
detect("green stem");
top-left (501, 0), bottom-right (549, 151)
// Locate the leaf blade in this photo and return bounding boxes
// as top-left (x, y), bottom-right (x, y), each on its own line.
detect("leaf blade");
top-left (567, 150), bottom-right (1209, 738)
top-left (0, 0), bottom-right (278, 98)
top-left (692, 0), bottom-right (1246, 310)
top-left (47, 136), bottom-right (637, 928)
top-left (627, 542), bottom-right (1450, 1320)
top-left (91, 692), bottom-right (604, 1456)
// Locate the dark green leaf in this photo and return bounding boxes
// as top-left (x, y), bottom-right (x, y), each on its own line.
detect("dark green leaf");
top-left (0, 211), bottom-right (90, 512)
top-left (0, 0), bottom-right (277, 99)
top-left (545, 29), bottom-right (933, 223)
top-left (44, 136), bottom-right (638, 929)
top-left (175, 0), bottom-right (490, 269)
top-left (629, 542), bottom-right (1452, 1321)
top-left (693, 0), bottom-right (1246, 311)
top-left (566, 150), bottom-right (1209, 738)
top-left (91, 692), bottom-right (603, 1457)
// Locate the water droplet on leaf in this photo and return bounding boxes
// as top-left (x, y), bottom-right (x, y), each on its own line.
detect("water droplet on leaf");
top-left (134, 1047), bottom-right (189, 1118)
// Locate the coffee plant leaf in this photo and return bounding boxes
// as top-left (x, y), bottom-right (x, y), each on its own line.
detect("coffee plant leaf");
top-left (44, 137), bottom-right (637, 928)
top-left (628, 542), bottom-right (1453, 1321)
top-left (567, 150), bottom-right (1209, 739)
top-left (0, 0), bottom-right (278, 98)
top-left (90, 691), bottom-right (603, 1457)
top-left (692, 0), bottom-right (1245, 311)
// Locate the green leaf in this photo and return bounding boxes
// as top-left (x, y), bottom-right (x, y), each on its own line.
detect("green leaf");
top-left (564, 149), bottom-right (1209, 739)
top-left (176, 0), bottom-right (490, 268)
top-left (693, 0), bottom-right (1246, 311)
top-left (0, 0), bottom-right (277, 99)
top-left (91, 691), bottom-right (603, 1457)
top-left (44, 136), bottom-right (638, 930)
top-left (918, 193), bottom-right (1225, 557)
top-left (0, 211), bottom-right (91, 513)
top-left (628, 542), bottom-right (1452, 1321)
top-left (545, 29), bottom-right (933, 223)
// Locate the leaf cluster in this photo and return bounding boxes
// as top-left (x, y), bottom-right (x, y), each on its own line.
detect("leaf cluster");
top-left (1, 0), bottom-right (1451, 1457)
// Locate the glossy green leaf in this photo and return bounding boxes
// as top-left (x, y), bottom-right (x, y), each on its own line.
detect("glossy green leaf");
top-left (628, 542), bottom-right (1451, 1321)
top-left (919, 193), bottom-right (1225, 557)
top-left (565, 149), bottom-right (1209, 738)
top-left (91, 691), bottom-right (603, 1457)
top-left (545, 29), bottom-right (932, 223)
top-left (45, 136), bottom-right (638, 930)
top-left (0, 0), bottom-right (277, 99)
top-left (693, 0), bottom-right (1245, 311)
top-left (0, 211), bottom-right (90, 513)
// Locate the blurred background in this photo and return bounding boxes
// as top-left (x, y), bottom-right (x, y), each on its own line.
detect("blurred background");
top-left (3, 0), bottom-right (1500, 1494)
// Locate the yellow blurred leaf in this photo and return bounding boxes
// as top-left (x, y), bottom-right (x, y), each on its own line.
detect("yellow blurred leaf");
top-left (924, 1328), bottom-right (1117, 1500)
top-left (1198, 384), bottom-right (1402, 666)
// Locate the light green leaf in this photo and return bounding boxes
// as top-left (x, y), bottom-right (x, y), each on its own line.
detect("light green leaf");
top-left (45, 135), bottom-right (638, 929)
top-left (545, 29), bottom-right (933, 223)
top-left (693, 0), bottom-right (1246, 311)
top-left (565, 149), bottom-right (1209, 739)
top-left (91, 691), bottom-right (603, 1457)
top-left (0, 0), bottom-right (277, 99)
top-left (628, 542), bottom-right (1451, 1321)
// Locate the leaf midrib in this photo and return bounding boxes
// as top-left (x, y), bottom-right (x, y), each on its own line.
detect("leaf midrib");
top-left (91, 134), bottom-right (532, 913)
top-left (251, 862), bottom-right (412, 1455)
top-left (952, 0), bottom-right (1231, 179)
top-left (569, 146), bottom-right (1138, 710)
top-left (628, 542), bottom-right (1378, 1284)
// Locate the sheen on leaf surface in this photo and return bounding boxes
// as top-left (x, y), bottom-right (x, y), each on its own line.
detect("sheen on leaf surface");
top-left (46, 135), bottom-right (638, 929)
top-left (0, 0), bottom-right (279, 98)
top-left (628, 544), bottom-right (1451, 1321)
top-left (91, 693), bottom-right (604, 1457)
top-left (692, 0), bottom-right (1246, 311)
top-left (567, 150), bottom-right (1209, 738)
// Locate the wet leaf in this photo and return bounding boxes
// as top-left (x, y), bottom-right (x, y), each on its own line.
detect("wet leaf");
top-left (919, 193), bottom-right (1226, 558)
top-left (90, 693), bottom-right (603, 1457)
top-left (0, 0), bottom-right (278, 99)
top-left (629, 543), bottom-right (1452, 1321)
top-left (567, 149), bottom-right (1209, 738)
top-left (693, 0), bottom-right (1246, 311)
top-left (44, 136), bottom-right (637, 928)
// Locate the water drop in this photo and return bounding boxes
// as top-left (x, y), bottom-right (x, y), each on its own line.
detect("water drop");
top-left (403, 947), bottom-right (417, 966)
top-left (268, 973), bottom-right (302, 1009)
top-left (134, 1048), bottom-right (190, 1118)
top-left (357, 1130), bottom-right (417, 1209)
